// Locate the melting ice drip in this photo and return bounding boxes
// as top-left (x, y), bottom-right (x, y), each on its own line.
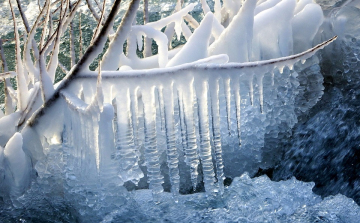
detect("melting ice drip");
top-left (0, 0), bottom-right (336, 203)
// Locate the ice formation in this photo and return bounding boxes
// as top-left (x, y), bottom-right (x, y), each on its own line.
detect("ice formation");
top-left (1, 0), bottom-right (358, 221)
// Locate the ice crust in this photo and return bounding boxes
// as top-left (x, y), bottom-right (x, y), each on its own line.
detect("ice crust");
top-left (1, 171), bottom-right (360, 222)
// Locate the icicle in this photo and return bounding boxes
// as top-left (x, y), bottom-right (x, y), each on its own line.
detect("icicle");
top-left (156, 87), bottom-right (165, 132)
top-left (130, 87), bottom-right (141, 158)
top-left (137, 34), bottom-right (143, 51)
top-left (224, 78), bottom-right (232, 134)
top-left (162, 83), bottom-right (180, 200)
top-left (195, 80), bottom-right (216, 193)
top-left (209, 78), bottom-right (225, 193)
top-left (115, 89), bottom-right (143, 184)
top-left (278, 65), bottom-right (285, 74)
top-left (180, 78), bottom-right (200, 190)
top-left (98, 103), bottom-right (117, 184)
top-left (177, 90), bottom-right (188, 157)
top-left (249, 73), bottom-right (254, 105)
top-left (257, 73), bottom-right (265, 113)
top-left (231, 75), bottom-right (241, 145)
top-left (141, 87), bottom-right (164, 202)
top-left (288, 64), bottom-right (294, 70)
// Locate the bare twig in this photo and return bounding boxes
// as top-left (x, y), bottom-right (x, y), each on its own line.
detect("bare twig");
top-left (91, 0), bottom-right (107, 44)
top-left (41, 0), bottom-right (81, 54)
top-left (40, 0), bottom-right (51, 49)
top-left (58, 61), bottom-right (69, 74)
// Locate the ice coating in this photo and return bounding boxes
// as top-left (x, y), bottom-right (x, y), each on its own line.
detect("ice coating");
top-left (166, 12), bottom-right (214, 67)
top-left (252, 0), bottom-right (296, 60)
top-left (292, 3), bottom-right (324, 53)
top-left (3, 133), bottom-right (31, 198)
top-left (209, 0), bottom-right (256, 62)
top-left (0, 0), bottom-right (341, 215)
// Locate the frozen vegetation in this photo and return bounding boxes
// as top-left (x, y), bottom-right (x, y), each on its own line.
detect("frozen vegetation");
top-left (0, 0), bottom-right (359, 221)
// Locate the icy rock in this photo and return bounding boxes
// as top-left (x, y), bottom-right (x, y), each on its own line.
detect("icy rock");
top-left (98, 173), bottom-right (360, 222)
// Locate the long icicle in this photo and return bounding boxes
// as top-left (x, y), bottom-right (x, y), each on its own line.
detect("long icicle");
top-left (162, 83), bottom-right (180, 200)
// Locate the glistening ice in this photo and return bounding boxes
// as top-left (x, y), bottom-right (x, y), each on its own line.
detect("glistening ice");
top-left (0, 0), bottom-right (359, 222)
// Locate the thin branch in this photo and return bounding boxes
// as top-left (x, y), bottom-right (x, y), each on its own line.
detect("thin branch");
top-left (23, 0), bottom-right (51, 83)
top-left (41, 0), bottom-right (81, 54)
top-left (46, 0), bottom-right (69, 82)
top-left (0, 39), bottom-right (14, 115)
top-left (79, 12), bottom-right (83, 58)
top-left (86, 0), bottom-right (101, 22)
top-left (58, 61), bottom-right (69, 74)
top-left (40, 0), bottom-right (51, 49)
top-left (91, 0), bottom-right (107, 44)
top-left (69, 2), bottom-right (76, 68)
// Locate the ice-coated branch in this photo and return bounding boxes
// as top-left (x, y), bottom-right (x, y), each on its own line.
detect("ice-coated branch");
top-left (86, 0), bottom-right (102, 23)
top-left (9, 0), bottom-right (28, 112)
top-left (79, 12), bottom-right (83, 58)
top-left (0, 40), bottom-right (14, 115)
top-left (91, 0), bottom-right (107, 44)
top-left (77, 36), bottom-right (337, 79)
top-left (40, 0), bottom-right (51, 49)
top-left (41, 0), bottom-right (81, 54)
top-left (101, 0), bottom-right (141, 71)
top-left (46, 0), bottom-right (70, 82)
top-left (143, 0), bottom-right (152, 57)
top-left (24, 0), bottom-right (124, 128)
top-left (145, 3), bottom-right (195, 30)
top-left (58, 61), bottom-right (69, 74)
top-left (15, 0), bottom-right (40, 60)
top-left (24, 0), bottom-right (51, 84)
top-left (15, 0), bottom-right (30, 31)
top-left (69, 2), bottom-right (76, 68)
